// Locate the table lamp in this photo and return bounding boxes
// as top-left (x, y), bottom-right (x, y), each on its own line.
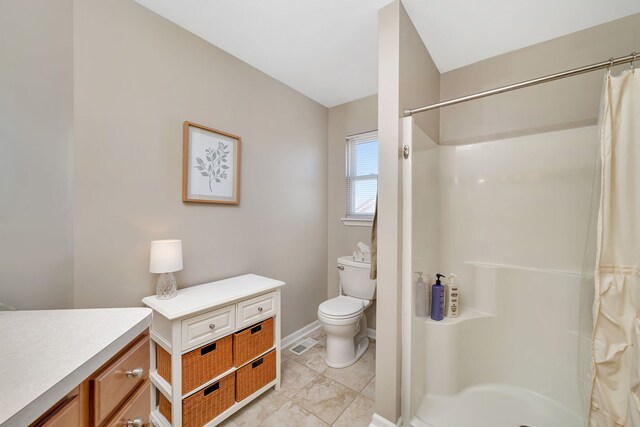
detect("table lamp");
top-left (150, 239), bottom-right (183, 299)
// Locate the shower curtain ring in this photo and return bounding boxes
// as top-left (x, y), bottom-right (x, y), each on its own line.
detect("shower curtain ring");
top-left (631, 52), bottom-right (637, 71)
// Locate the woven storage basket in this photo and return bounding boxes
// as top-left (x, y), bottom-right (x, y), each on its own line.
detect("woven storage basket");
top-left (157, 335), bottom-right (233, 394)
top-left (235, 349), bottom-right (276, 401)
top-left (159, 373), bottom-right (235, 427)
top-left (233, 317), bottom-right (274, 367)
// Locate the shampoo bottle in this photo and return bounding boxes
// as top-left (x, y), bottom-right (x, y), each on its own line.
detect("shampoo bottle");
top-left (445, 273), bottom-right (459, 318)
top-left (415, 272), bottom-right (428, 317)
top-left (430, 274), bottom-right (445, 321)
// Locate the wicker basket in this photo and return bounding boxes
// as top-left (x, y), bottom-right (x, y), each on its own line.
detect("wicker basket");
top-left (233, 317), bottom-right (274, 367)
top-left (235, 350), bottom-right (276, 401)
top-left (157, 335), bottom-right (233, 394)
top-left (159, 373), bottom-right (235, 427)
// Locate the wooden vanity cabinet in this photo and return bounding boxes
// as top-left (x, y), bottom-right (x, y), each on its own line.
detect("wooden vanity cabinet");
top-left (30, 331), bottom-right (151, 427)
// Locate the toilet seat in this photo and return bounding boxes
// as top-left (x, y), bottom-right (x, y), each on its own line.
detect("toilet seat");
top-left (318, 295), bottom-right (366, 319)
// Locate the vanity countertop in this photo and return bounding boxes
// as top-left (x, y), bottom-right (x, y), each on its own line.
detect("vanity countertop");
top-left (0, 307), bottom-right (151, 427)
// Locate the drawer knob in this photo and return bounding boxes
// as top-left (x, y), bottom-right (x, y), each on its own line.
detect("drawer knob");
top-left (258, 306), bottom-right (263, 312)
top-left (209, 323), bottom-right (216, 329)
top-left (126, 418), bottom-right (144, 427)
top-left (125, 368), bottom-right (144, 378)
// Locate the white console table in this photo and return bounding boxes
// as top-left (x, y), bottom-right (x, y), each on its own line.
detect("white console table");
top-left (142, 274), bottom-right (284, 427)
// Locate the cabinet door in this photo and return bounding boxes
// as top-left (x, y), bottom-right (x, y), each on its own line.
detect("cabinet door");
top-left (39, 395), bottom-right (80, 427)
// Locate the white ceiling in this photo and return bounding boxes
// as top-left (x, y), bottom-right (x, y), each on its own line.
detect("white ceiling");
top-left (133, 0), bottom-right (390, 107)
top-left (402, 0), bottom-right (640, 73)
top-left (134, 0), bottom-right (640, 107)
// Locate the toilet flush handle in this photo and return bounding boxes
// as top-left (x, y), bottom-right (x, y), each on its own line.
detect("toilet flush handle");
top-left (337, 265), bottom-right (344, 270)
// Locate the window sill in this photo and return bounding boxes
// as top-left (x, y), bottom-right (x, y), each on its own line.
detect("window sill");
top-left (341, 218), bottom-right (373, 227)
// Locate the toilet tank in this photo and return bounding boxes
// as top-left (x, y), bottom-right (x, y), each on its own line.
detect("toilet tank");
top-left (338, 256), bottom-right (377, 300)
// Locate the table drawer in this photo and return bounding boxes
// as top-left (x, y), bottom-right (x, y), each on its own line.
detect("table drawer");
top-left (233, 317), bottom-right (274, 367)
top-left (182, 305), bottom-right (235, 352)
top-left (235, 350), bottom-right (276, 401)
top-left (236, 292), bottom-right (276, 329)
top-left (159, 373), bottom-right (235, 427)
top-left (92, 335), bottom-right (150, 426)
top-left (104, 381), bottom-right (150, 427)
top-left (157, 335), bottom-right (233, 394)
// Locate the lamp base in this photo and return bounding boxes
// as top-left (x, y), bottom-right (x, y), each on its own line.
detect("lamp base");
top-left (156, 272), bottom-right (178, 299)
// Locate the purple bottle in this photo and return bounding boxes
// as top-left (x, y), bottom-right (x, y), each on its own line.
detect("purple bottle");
top-left (430, 274), bottom-right (445, 321)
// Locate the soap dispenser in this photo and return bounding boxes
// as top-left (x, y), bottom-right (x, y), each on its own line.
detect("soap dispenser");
top-left (415, 272), bottom-right (429, 317)
top-left (445, 273), bottom-right (459, 318)
top-left (430, 274), bottom-right (445, 321)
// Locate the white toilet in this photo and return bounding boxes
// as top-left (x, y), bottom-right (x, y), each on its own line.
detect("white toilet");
top-left (318, 256), bottom-right (376, 368)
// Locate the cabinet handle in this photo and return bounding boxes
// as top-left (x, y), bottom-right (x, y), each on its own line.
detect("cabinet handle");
top-left (257, 307), bottom-right (263, 312)
top-left (209, 323), bottom-right (216, 329)
top-left (126, 418), bottom-right (144, 427)
top-left (125, 368), bottom-right (144, 378)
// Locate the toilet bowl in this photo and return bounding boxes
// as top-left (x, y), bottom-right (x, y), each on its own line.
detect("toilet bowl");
top-left (318, 256), bottom-right (376, 368)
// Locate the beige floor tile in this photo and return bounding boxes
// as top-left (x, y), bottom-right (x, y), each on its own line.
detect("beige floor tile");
top-left (228, 388), bottom-right (289, 427)
top-left (293, 376), bottom-right (357, 425)
top-left (279, 358), bottom-right (319, 398)
top-left (262, 401), bottom-right (328, 427)
top-left (322, 347), bottom-right (375, 392)
top-left (291, 345), bottom-right (328, 373)
top-left (308, 327), bottom-right (326, 341)
top-left (218, 418), bottom-right (240, 427)
top-left (333, 394), bottom-right (375, 427)
top-left (361, 376), bottom-right (375, 400)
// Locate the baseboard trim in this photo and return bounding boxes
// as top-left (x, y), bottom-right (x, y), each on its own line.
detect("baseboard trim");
top-left (369, 413), bottom-right (402, 427)
top-left (282, 321), bottom-right (376, 349)
top-left (281, 320), bottom-right (321, 349)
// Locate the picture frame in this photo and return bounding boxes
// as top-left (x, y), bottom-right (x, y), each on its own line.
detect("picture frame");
top-left (182, 121), bottom-right (241, 205)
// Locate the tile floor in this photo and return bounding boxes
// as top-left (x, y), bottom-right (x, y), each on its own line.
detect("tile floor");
top-left (221, 329), bottom-right (376, 427)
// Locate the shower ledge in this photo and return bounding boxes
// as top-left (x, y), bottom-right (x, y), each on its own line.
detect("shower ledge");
top-left (423, 307), bottom-right (493, 326)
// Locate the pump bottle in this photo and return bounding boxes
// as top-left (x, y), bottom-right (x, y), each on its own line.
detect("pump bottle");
top-left (430, 274), bottom-right (445, 321)
top-left (445, 273), bottom-right (459, 318)
top-left (415, 272), bottom-right (429, 317)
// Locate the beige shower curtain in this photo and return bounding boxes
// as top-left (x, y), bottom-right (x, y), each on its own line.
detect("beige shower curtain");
top-left (589, 69), bottom-right (640, 426)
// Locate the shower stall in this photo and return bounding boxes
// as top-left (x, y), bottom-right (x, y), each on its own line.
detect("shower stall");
top-left (401, 117), bottom-right (599, 427)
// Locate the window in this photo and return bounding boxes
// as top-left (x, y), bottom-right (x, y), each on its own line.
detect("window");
top-left (345, 130), bottom-right (378, 222)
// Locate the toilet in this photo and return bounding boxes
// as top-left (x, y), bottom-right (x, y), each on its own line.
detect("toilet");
top-left (318, 256), bottom-right (376, 368)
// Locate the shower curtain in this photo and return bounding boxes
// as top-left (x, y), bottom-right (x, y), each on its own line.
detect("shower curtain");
top-left (589, 70), bottom-right (640, 426)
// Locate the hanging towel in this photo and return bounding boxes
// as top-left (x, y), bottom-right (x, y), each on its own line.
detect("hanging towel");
top-left (589, 70), bottom-right (640, 426)
top-left (370, 194), bottom-right (378, 280)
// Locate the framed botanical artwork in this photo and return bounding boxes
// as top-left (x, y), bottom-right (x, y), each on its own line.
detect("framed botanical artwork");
top-left (182, 121), bottom-right (241, 204)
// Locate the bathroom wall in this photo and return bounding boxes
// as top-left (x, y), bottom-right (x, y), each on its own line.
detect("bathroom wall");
top-left (376, 0), bottom-right (440, 422)
top-left (439, 13), bottom-right (640, 145)
top-left (0, 0), bottom-right (74, 310)
top-left (72, 0), bottom-right (328, 337)
top-left (327, 94), bottom-right (377, 330)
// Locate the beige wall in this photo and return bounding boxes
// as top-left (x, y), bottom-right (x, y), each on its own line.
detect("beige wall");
top-left (327, 95), bottom-right (378, 330)
top-left (376, 1), bottom-right (440, 422)
top-left (72, 0), bottom-right (328, 337)
top-left (440, 13), bottom-right (640, 145)
top-left (0, 0), bottom-right (74, 310)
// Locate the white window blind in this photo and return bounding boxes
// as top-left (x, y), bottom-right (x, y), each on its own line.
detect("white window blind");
top-left (346, 130), bottom-right (378, 219)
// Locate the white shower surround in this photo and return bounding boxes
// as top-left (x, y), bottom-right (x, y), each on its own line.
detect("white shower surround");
top-left (402, 120), bottom-right (599, 427)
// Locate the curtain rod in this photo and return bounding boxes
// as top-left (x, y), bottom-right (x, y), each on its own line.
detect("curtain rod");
top-left (404, 51), bottom-right (639, 117)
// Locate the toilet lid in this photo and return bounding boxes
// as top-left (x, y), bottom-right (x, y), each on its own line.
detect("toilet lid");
top-left (319, 296), bottom-right (365, 318)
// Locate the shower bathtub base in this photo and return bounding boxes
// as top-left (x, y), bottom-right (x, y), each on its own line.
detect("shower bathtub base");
top-left (411, 383), bottom-right (582, 427)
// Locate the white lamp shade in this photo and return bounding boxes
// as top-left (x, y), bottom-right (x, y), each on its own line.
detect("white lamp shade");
top-left (149, 240), bottom-right (183, 273)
